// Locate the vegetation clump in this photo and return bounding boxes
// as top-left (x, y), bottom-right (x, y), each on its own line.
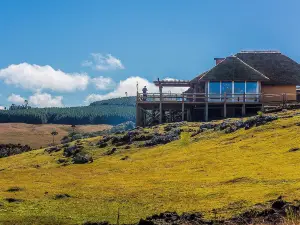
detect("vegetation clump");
top-left (144, 128), bottom-right (181, 147)
top-left (0, 144), bottom-right (31, 158)
top-left (45, 146), bottom-right (62, 153)
top-left (72, 153), bottom-right (93, 164)
top-left (62, 144), bottom-right (93, 164)
top-left (4, 198), bottom-right (23, 203)
top-left (195, 115), bottom-right (278, 135)
top-left (54, 194), bottom-right (71, 200)
top-left (61, 121), bottom-right (135, 143)
top-left (105, 148), bottom-right (117, 156)
top-left (6, 187), bottom-right (23, 192)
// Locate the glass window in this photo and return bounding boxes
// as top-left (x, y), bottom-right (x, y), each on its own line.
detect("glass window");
top-left (221, 82), bottom-right (232, 94)
top-left (209, 82), bottom-right (220, 95)
top-left (246, 82), bottom-right (257, 93)
top-left (221, 82), bottom-right (232, 100)
top-left (246, 82), bottom-right (258, 102)
top-left (234, 82), bottom-right (245, 94)
top-left (209, 81), bottom-right (220, 101)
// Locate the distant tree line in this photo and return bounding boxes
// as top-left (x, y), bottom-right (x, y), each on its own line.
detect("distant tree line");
top-left (0, 105), bottom-right (135, 125)
top-left (0, 97), bottom-right (136, 125)
top-left (8, 100), bottom-right (31, 110)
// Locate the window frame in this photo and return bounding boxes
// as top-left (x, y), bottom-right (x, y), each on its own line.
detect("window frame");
top-left (207, 81), bottom-right (259, 102)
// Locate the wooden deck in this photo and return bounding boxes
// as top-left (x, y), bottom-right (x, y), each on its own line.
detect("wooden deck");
top-left (136, 92), bottom-right (299, 126)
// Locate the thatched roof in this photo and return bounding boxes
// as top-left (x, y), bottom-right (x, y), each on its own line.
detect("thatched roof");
top-left (191, 51), bottom-right (300, 85)
top-left (199, 56), bottom-right (269, 81)
top-left (235, 51), bottom-right (300, 85)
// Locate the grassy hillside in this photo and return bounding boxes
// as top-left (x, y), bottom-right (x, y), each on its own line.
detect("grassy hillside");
top-left (90, 96), bottom-right (136, 107)
top-left (0, 123), bottom-right (111, 149)
top-left (0, 110), bottom-right (299, 224)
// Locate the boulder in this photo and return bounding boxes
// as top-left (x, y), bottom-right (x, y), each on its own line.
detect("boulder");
top-left (72, 153), bottom-right (93, 164)
top-left (98, 142), bottom-right (108, 148)
top-left (63, 145), bottom-right (81, 157)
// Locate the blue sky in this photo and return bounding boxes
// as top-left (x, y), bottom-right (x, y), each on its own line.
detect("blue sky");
top-left (0, 0), bottom-right (300, 108)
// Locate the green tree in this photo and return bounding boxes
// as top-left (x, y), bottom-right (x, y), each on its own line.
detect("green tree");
top-left (71, 124), bottom-right (76, 133)
top-left (51, 130), bottom-right (58, 145)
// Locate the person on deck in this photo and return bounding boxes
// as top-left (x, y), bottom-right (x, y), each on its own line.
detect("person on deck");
top-left (142, 86), bottom-right (148, 101)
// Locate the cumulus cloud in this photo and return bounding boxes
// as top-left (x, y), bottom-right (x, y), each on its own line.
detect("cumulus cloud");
top-left (0, 63), bottom-right (89, 92)
top-left (82, 53), bottom-right (125, 71)
top-left (85, 76), bottom-right (188, 103)
top-left (8, 92), bottom-right (63, 107)
top-left (0, 106), bottom-right (5, 110)
top-left (92, 76), bottom-right (115, 90)
top-left (8, 94), bottom-right (25, 104)
top-left (29, 92), bottom-right (63, 107)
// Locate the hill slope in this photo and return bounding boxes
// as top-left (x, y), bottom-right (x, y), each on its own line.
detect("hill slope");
top-left (0, 110), bottom-right (300, 224)
top-left (0, 123), bottom-right (111, 149)
top-left (90, 96), bottom-right (136, 107)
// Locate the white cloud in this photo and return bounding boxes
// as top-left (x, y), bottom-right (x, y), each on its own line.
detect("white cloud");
top-left (0, 106), bottom-right (5, 110)
top-left (82, 53), bottom-right (125, 71)
top-left (85, 76), bottom-right (188, 103)
top-left (8, 94), bottom-right (25, 104)
top-left (92, 76), bottom-right (115, 90)
top-left (29, 92), bottom-right (63, 107)
top-left (0, 63), bottom-right (89, 92)
top-left (8, 92), bottom-right (63, 108)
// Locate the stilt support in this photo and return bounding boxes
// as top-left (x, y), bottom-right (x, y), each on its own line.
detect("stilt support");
top-left (187, 108), bottom-right (191, 121)
top-left (242, 104), bottom-right (246, 116)
top-left (182, 93), bottom-right (185, 121)
top-left (205, 102), bottom-right (208, 121)
top-left (136, 105), bottom-right (142, 127)
top-left (159, 103), bottom-right (162, 124)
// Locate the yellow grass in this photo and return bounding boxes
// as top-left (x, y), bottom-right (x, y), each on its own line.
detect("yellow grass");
top-left (0, 111), bottom-right (300, 224)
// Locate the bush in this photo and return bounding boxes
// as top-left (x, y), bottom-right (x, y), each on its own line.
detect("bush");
top-left (0, 144), bottom-right (32, 158)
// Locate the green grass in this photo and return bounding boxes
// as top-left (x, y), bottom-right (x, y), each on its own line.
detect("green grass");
top-left (0, 110), bottom-right (300, 224)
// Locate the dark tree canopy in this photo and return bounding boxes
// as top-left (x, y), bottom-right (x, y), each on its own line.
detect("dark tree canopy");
top-left (0, 105), bottom-right (135, 125)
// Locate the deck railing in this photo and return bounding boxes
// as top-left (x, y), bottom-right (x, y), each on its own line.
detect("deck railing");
top-left (137, 92), bottom-right (299, 104)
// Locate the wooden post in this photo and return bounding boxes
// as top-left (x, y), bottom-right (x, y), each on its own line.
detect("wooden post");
top-left (261, 93), bottom-right (265, 112)
top-left (283, 93), bottom-right (287, 108)
top-left (187, 108), bottom-right (191, 121)
top-left (242, 92), bottom-right (246, 116)
top-left (224, 92), bottom-right (227, 118)
top-left (205, 102), bottom-right (208, 121)
top-left (193, 84), bottom-right (196, 102)
top-left (159, 85), bottom-right (163, 124)
top-left (136, 105), bottom-right (141, 127)
top-left (182, 93), bottom-right (185, 121)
